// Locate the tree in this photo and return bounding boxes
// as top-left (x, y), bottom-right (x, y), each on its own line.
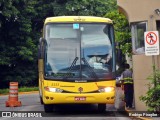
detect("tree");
top-left (0, 0), bottom-right (38, 88)
top-left (31, 0), bottom-right (112, 18)
top-left (105, 10), bottom-right (131, 56)
top-left (104, 3), bottom-right (131, 75)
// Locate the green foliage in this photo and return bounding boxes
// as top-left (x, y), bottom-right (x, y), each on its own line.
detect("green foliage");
top-left (0, 0), bottom-right (38, 88)
top-left (0, 88), bottom-right (9, 95)
top-left (18, 86), bottom-right (39, 92)
top-left (53, 0), bottom-right (116, 16)
top-left (0, 87), bottom-right (38, 95)
top-left (140, 69), bottom-right (160, 111)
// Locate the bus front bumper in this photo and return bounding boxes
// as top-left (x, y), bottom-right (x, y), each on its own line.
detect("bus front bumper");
top-left (43, 91), bottom-right (115, 104)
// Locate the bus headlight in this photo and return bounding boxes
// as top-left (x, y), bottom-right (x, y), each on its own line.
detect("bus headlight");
top-left (44, 86), bottom-right (63, 93)
top-left (98, 87), bottom-right (114, 93)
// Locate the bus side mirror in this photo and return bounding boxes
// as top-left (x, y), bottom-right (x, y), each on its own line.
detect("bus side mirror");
top-left (39, 37), bottom-right (46, 44)
top-left (116, 77), bottom-right (122, 87)
top-left (38, 37), bottom-right (46, 59)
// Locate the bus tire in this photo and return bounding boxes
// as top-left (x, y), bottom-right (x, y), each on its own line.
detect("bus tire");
top-left (98, 104), bottom-right (106, 112)
top-left (44, 104), bottom-right (53, 113)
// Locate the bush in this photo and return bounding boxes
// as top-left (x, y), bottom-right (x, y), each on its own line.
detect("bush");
top-left (140, 69), bottom-right (160, 111)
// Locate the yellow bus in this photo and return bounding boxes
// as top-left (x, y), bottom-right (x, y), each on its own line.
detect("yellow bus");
top-left (38, 16), bottom-right (116, 112)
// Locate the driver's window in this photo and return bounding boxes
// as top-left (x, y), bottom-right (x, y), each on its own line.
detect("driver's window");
top-left (81, 24), bottom-right (112, 71)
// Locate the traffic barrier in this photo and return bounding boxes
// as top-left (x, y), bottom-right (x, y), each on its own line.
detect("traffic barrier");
top-left (6, 82), bottom-right (21, 107)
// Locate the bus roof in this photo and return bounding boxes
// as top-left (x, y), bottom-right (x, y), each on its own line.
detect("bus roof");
top-left (44, 16), bottom-right (113, 24)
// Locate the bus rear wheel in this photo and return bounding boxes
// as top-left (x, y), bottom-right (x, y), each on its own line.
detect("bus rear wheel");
top-left (44, 104), bottom-right (53, 113)
top-left (98, 104), bottom-right (106, 112)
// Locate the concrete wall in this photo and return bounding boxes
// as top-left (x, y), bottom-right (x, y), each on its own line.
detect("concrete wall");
top-left (117, 0), bottom-right (160, 22)
top-left (117, 0), bottom-right (160, 111)
top-left (132, 55), bottom-right (152, 111)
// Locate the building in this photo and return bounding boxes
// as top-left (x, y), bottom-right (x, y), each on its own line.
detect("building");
top-left (117, 0), bottom-right (160, 111)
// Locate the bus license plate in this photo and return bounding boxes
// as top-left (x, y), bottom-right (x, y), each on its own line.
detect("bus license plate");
top-left (75, 97), bottom-right (86, 101)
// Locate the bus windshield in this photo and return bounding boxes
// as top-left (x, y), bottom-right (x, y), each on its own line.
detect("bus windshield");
top-left (44, 23), bottom-right (115, 81)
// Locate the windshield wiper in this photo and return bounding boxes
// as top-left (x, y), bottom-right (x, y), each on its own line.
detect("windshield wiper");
top-left (61, 57), bottom-right (79, 78)
top-left (68, 57), bottom-right (78, 72)
top-left (81, 58), bottom-right (98, 80)
top-left (62, 57), bottom-right (98, 80)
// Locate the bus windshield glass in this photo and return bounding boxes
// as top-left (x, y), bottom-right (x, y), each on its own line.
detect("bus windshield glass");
top-left (44, 23), bottom-right (115, 81)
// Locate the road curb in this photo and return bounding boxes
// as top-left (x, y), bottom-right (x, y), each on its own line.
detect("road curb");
top-left (126, 108), bottom-right (154, 120)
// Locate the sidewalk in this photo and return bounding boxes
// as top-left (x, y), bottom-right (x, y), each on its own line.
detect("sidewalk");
top-left (115, 87), bottom-right (159, 120)
top-left (125, 108), bottom-right (159, 120)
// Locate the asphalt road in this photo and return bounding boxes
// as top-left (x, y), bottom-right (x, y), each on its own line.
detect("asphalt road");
top-left (0, 92), bottom-right (131, 120)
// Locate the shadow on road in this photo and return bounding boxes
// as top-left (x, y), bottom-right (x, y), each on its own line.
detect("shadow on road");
top-left (44, 104), bottom-right (128, 117)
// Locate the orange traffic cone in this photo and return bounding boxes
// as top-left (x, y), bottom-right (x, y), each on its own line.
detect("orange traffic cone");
top-left (6, 82), bottom-right (21, 107)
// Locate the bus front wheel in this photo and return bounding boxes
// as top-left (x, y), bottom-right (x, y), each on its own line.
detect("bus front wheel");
top-left (98, 104), bottom-right (106, 112)
top-left (44, 104), bottom-right (53, 113)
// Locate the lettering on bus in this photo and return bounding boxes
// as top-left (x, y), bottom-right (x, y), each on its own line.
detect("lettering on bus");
top-left (51, 83), bottom-right (59, 86)
top-left (74, 17), bottom-right (85, 21)
top-left (75, 80), bottom-right (87, 82)
top-left (51, 73), bottom-right (75, 77)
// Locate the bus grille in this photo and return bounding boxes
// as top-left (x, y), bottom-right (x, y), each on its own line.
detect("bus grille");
top-left (62, 90), bottom-right (99, 93)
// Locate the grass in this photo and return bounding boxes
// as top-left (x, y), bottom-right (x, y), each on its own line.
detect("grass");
top-left (0, 87), bottom-right (38, 95)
